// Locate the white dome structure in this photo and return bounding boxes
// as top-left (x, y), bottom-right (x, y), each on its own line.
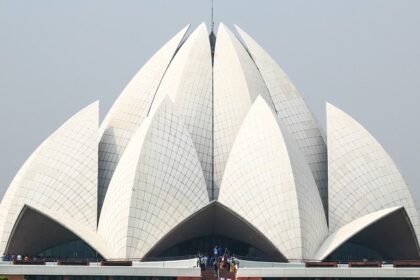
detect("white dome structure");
top-left (0, 23), bottom-right (419, 262)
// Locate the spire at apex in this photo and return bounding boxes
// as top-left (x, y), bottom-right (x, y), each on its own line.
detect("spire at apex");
top-left (211, 0), bottom-right (214, 33)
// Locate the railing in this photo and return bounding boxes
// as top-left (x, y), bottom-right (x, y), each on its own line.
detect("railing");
top-left (1, 254), bottom-right (197, 263)
top-left (0, 255), bottom-right (199, 268)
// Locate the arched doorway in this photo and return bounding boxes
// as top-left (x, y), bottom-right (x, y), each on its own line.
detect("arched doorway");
top-left (144, 201), bottom-right (286, 261)
top-left (325, 207), bottom-right (419, 261)
top-left (5, 206), bottom-right (102, 259)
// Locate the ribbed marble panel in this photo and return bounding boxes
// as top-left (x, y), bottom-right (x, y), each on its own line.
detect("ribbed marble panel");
top-left (213, 23), bottom-right (272, 197)
top-left (98, 98), bottom-right (209, 258)
top-left (219, 96), bottom-right (327, 260)
top-left (149, 23), bottom-right (213, 199)
top-left (0, 102), bottom-right (99, 253)
top-left (98, 25), bottom-right (190, 213)
top-left (235, 26), bottom-right (328, 214)
top-left (327, 103), bottom-right (420, 242)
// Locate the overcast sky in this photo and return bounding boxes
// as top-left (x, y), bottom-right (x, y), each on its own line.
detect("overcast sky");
top-left (0, 0), bottom-right (419, 206)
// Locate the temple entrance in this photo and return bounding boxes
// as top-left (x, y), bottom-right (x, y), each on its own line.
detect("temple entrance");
top-left (158, 235), bottom-right (266, 259)
top-left (144, 201), bottom-right (286, 261)
top-left (325, 207), bottom-right (420, 261)
top-left (5, 206), bottom-right (101, 260)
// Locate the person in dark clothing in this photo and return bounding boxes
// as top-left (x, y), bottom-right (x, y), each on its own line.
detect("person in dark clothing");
top-left (199, 256), bottom-right (206, 271)
top-left (217, 245), bottom-right (223, 257)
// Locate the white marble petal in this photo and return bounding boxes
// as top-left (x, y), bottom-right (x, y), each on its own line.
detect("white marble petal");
top-left (327, 103), bottom-right (420, 243)
top-left (219, 96), bottom-right (328, 260)
top-left (235, 25), bottom-right (328, 213)
top-left (0, 102), bottom-right (99, 253)
top-left (98, 98), bottom-right (209, 258)
top-left (98, 25), bottom-right (190, 213)
top-left (149, 23), bottom-right (213, 199)
top-left (213, 23), bottom-right (273, 196)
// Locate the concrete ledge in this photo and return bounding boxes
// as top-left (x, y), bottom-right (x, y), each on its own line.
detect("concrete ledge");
top-left (0, 264), bottom-right (200, 277)
top-left (2, 262), bottom-right (420, 278)
top-left (237, 267), bottom-right (420, 278)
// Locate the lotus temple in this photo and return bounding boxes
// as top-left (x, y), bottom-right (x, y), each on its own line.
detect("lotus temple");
top-left (1, 23), bottom-right (420, 279)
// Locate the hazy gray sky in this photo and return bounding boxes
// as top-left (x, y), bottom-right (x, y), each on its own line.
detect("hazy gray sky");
top-left (1, 0), bottom-right (419, 205)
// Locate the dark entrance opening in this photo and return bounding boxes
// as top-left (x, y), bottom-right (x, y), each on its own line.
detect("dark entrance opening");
top-left (325, 207), bottom-right (420, 261)
top-left (144, 201), bottom-right (286, 261)
top-left (6, 205), bottom-right (101, 260)
top-left (158, 235), bottom-right (266, 258)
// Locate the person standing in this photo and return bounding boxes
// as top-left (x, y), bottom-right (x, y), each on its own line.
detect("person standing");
top-left (217, 245), bottom-right (223, 257)
top-left (213, 258), bottom-right (219, 278)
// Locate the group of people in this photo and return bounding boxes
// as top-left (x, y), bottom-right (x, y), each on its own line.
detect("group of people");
top-left (197, 245), bottom-right (239, 275)
top-left (2, 253), bottom-right (31, 262)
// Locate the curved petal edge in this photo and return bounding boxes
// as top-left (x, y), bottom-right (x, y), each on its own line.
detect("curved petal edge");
top-left (235, 25), bottom-right (328, 213)
top-left (315, 206), bottom-right (403, 260)
top-left (327, 103), bottom-right (420, 243)
top-left (98, 25), bottom-right (191, 213)
top-left (0, 102), bottom-right (99, 253)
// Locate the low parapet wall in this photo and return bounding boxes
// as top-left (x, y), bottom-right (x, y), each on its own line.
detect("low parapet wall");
top-left (237, 266), bottom-right (420, 279)
top-left (0, 261), bottom-right (200, 278)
